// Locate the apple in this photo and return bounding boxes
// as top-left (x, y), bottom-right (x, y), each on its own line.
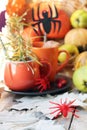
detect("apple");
top-left (72, 65), bottom-right (87, 92)
top-left (58, 44), bottom-right (79, 63)
top-left (70, 9), bottom-right (87, 28)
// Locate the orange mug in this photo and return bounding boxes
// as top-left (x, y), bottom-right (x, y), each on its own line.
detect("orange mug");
top-left (32, 42), bottom-right (70, 82)
top-left (4, 60), bottom-right (51, 91)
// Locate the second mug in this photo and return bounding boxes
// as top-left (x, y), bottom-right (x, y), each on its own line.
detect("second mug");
top-left (32, 41), bottom-right (70, 82)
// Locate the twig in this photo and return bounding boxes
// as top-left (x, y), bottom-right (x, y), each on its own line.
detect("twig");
top-left (68, 107), bottom-right (76, 130)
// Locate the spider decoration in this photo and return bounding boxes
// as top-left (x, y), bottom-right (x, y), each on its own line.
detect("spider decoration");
top-left (34, 77), bottom-right (50, 92)
top-left (34, 60), bottom-right (52, 92)
top-left (32, 4), bottom-right (61, 35)
top-left (49, 99), bottom-right (79, 119)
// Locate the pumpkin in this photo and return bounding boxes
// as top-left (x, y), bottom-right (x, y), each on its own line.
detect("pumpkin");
top-left (64, 28), bottom-right (87, 52)
top-left (74, 51), bottom-right (87, 70)
top-left (28, 0), bottom-right (83, 16)
top-left (6, 0), bottom-right (33, 23)
top-left (6, 0), bottom-right (28, 16)
top-left (6, 1), bottom-right (71, 39)
top-left (31, 2), bottom-right (71, 39)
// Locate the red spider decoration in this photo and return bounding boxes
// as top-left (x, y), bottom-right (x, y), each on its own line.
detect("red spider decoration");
top-left (34, 77), bottom-right (50, 92)
top-left (34, 59), bottom-right (52, 92)
top-left (49, 99), bottom-right (79, 119)
top-left (56, 77), bottom-right (67, 88)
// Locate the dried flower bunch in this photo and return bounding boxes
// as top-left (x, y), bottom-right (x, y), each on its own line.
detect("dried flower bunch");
top-left (0, 12), bottom-right (39, 62)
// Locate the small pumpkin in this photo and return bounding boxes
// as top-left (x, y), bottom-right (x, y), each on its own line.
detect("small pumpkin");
top-left (64, 28), bottom-right (87, 52)
top-left (6, 0), bottom-right (28, 16)
top-left (6, 0), bottom-right (33, 23)
top-left (74, 51), bottom-right (87, 70)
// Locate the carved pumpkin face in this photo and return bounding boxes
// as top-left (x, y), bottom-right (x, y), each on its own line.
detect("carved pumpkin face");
top-left (31, 3), bottom-right (71, 39)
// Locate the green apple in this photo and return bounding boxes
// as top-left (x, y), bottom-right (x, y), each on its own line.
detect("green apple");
top-left (70, 9), bottom-right (87, 28)
top-left (72, 65), bottom-right (87, 92)
top-left (58, 44), bottom-right (79, 63)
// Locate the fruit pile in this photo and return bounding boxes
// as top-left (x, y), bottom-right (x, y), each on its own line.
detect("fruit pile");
top-left (62, 9), bottom-right (87, 93)
top-left (5, 0), bottom-right (87, 93)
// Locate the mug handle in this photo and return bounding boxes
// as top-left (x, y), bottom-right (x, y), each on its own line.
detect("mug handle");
top-left (39, 59), bottom-right (52, 78)
top-left (56, 50), bottom-right (70, 72)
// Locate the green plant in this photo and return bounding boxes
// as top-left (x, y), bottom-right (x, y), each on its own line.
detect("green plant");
top-left (0, 13), bottom-right (39, 63)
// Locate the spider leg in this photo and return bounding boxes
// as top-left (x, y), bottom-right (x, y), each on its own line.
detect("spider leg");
top-left (68, 99), bottom-right (76, 106)
top-left (40, 88), bottom-right (44, 92)
top-left (37, 84), bottom-right (42, 89)
top-left (37, 5), bottom-right (44, 34)
top-left (32, 8), bottom-right (35, 21)
top-left (32, 5), bottom-right (43, 35)
top-left (35, 82), bottom-right (41, 86)
top-left (37, 5), bottom-right (41, 19)
top-left (52, 20), bottom-right (61, 32)
top-left (49, 101), bottom-right (60, 106)
top-left (32, 21), bottom-right (42, 35)
top-left (51, 110), bottom-right (62, 119)
top-left (53, 21), bottom-right (56, 32)
top-left (32, 5), bottom-right (41, 21)
top-left (36, 83), bottom-right (47, 92)
top-left (69, 107), bottom-right (79, 118)
top-left (34, 80), bottom-right (41, 85)
top-left (32, 22), bottom-right (43, 34)
top-left (49, 106), bottom-right (60, 109)
top-left (73, 113), bottom-right (79, 118)
top-left (52, 113), bottom-right (61, 120)
top-left (33, 28), bottom-right (39, 35)
top-left (48, 5), bottom-right (52, 18)
top-left (38, 22), bottom-right (43, 34)
top-left (32, 8), bottom-right (38, 21)
top-left (50, 109), bottom-right (61, 114)
top-left (32, 22), bottom-right (40, 26)
top-left (39, 85), bottom-right (47, 92)
top-left (49, 101), bottom-right (63, 110)
top-left (69, 107), bottom-right (79, 113)
top-left (37, 85), bottom-right (44, 92)
top-left (53, 5), bottom-right (58, 19)
top-left (50, 5), bottom-right (61, 32)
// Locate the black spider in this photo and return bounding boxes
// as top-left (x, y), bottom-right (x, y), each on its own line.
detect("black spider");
top-left (32, 5), bottom-right (61, 35)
